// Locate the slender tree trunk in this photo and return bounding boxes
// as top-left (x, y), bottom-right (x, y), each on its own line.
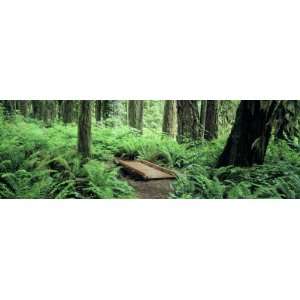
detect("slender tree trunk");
top-left (128, 100), bottom-right (144, 132)
top-left (62, 100), bottom-right (74, 123)
top-left (176, 100), bottom-right (200, 143)
top-left (95, 100), bottom-right (102, 122)
top-left (19, 101), bottom-right (29, 117)
top-left (200, 100), bottom-right (207, 139)
top-left (204, 100), bottom-right (219, 140)
top-left (31, 100), bottom-right (44, 120)
top-left (102, 100), bottom-right (114, 120)
top-left (31, 101), bottom-right (39, 119)
top-left (78, 101), bottom-right (92, 158)
top-left (57, 100), bottom-right (64, 120)
top-left (217, 100), bottom-right (278, 167)
top-left (162, 100), bottom-right (177, 138)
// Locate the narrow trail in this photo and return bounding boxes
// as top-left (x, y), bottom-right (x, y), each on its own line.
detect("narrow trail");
top-left (123, 175), bottom-right (175, 199)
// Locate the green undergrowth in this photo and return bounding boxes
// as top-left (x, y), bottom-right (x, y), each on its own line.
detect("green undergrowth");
top-left (0, 116), bottom-right (134, 199)
top-left (1, 112), bottom-right (300, 199)
top-left (172, 140), bottom-right (300, 199)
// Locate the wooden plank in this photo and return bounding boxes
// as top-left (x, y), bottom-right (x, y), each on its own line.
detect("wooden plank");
top-left (115, 159), bottom-right (176, 180)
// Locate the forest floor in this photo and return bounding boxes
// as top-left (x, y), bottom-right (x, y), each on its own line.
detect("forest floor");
top-left (121, 171), bottom-right (174, 199)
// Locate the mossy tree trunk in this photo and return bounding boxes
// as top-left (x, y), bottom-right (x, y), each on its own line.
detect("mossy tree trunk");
top-left (128, 100), bottom-right (144, 132)
top-left (162, 100), bottom-right (177, 138)
top-left (62, 100), bottom-right (74, 124)
top-left (78, 100), bottom-right (92, 158)
top-left (200, 100), bottom-right (207, 139)
top-left (204, 100), bottom-right (219, 140)
top-left (217, 100), bottom-right (278, 167)
top-left (176, 100), bottom-right (200, 143)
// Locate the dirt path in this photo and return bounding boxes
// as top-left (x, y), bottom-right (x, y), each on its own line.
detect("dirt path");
top-left (124, 176), bottom-right (175, 199)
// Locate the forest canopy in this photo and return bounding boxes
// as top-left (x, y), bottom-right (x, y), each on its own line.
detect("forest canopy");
top-left (0, 100), bottom-right (299, 199)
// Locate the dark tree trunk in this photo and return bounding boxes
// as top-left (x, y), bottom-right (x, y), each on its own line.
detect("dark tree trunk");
top-left (42, 101), bottom-right (56, 125)
top-left (31, 101), bottom-right (40, 119)
top-left (102, 100), bottom-right (114, 120)
top-left (19, 101), bottom-right (29, 117)
top-left (95, 100), bottom-right (102, 122)
top-left (204, 100), bottom-right (219, 140)
top-left (217, 100), bottom-right (278, 167)
top-left (31, 100), bottom-right (44, 120)
top-left (2, 100), bottom-right (16, 117)
top-left (162, 100), bottom-right (177, 138)
top-left (62, 100), bottom-right (74, 124)
top-left (78, 101), bottom-right (92, 158)
top-left (128, 100), bottom-right (144, 132)
top-left (57, 100), bottom-right (64, 120)
top-left (200, 100), bottom-right (207, 139)
top-left (176, 100), bottom-right (200, 143)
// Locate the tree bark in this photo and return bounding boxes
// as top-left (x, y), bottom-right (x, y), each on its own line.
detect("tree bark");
top-left (31, 100), bottom-right (44, 120)
top-left (19, 101), bottom-right (29, 117)
top-left (176, 100), bottom-right (200, 143)
top-left (204, 100), bottom-right (219, 140)
top-left (62, 100), bottom-right (74, 124)
top-left (217, 100), bottom-right (278, 167)
top-left (200, 100), bottom-right (207, 139)
top-left (95, 100), bottom-right (102, 122)
top-left (162, 100), bottom-right (177, 138)
top-left (128, 100), bottom-right (144, 132)
top-left (78, 101), bottom-right (92, 158)
top-left (2, 100), bottom-right (16, 117)
top-left (102, 100), bottom-right (114, 120)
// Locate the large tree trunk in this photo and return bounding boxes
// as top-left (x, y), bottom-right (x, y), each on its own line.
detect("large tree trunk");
top-left (204, 100), bottom-right (219, 140)
top-left (200, 100), bottom-right (207, 139)
top-left (78, 101), bottom-right (92, 158)
top-left (62, 100), bottom-right (74, 124)
top-left (162, 100), bottom-right (177, 138)
top-left (128, 100), bottom-right (144, 132)
top-left (176, 100), bottom-right (200, 143)
top-left (217, 100), bottom-right (278, 167)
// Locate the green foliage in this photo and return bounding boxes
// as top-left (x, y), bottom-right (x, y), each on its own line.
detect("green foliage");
top-left (1, 101), bottom-right (300, 199)
top-left (173, 137), bottom-right (300, 199)
top-left (0, 114), bottom-right (135, 199)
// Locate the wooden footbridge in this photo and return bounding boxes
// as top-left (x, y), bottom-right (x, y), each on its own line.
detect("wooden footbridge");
top-left (115, 159), bottom-right (176, 181)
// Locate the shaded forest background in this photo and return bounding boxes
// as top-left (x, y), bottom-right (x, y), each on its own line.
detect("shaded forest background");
top-left (0, 100), bottom-right (299, 199)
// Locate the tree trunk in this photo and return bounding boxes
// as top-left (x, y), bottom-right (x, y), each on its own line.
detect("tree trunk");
top-left (2, 100), bottom-right (16, 117)
top-left (31, 101), bottom-right (39, 119)
top-left (31, 100), bottom-right (44, 120)
top-left (204, 100), bottom-right (219, 140)
top-left (78, 101), bottom-right (92, 158)
top-left (162, 100), bottom-right (177, 138)
top-left (217, 100), bottom-right (278, 167)
top-left (176, 100), bottom-right (200, 143)
top-left (200, 100), bottom-right (207, 139)
top-left (19, 101), bottom-right (29, 117)
top-left (128, 100), bottom-right (144, 132)
top-left (95, 100), bottom-right (102, 122)
top-left (102, 100), bottom-right (114, 120)
top-left (62, 100), bottom-right (74, 123)
top-left (57, 100), bottom-right (64, 120)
